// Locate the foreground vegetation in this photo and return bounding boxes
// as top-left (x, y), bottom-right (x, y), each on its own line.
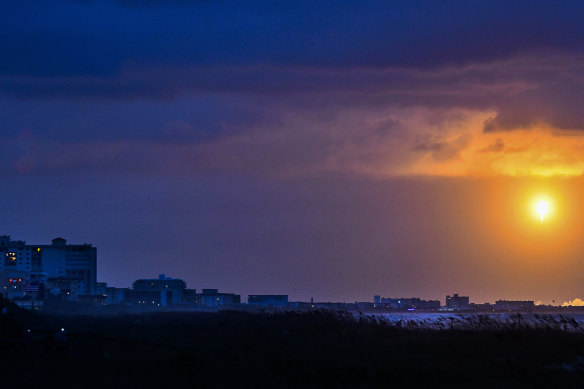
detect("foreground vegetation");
top-left (1, 304), bottom-right (584, 388)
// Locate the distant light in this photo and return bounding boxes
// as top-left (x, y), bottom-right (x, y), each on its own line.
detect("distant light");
top-left (61, 328), bottom-right (65, 332)
top-left (408, 308), bottom-right (415, 311)
top-left (536, 199), bottom-right (550, 223)
top-left (27, 329), bottom-right (31, 333)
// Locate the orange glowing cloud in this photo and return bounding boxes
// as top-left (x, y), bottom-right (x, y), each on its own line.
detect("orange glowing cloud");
top-left (10, 106), bottom-right (584, 179)
top-left (562, 298), bottom-right (584, 307)
top-left (396, 112), bottom-right (584, 178)
top-left (182, 108), bottom-right (584, 179)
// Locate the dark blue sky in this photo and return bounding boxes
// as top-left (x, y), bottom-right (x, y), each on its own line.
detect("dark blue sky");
top-left (2, 1), bottom-right (584, 302)
top-left (3, 1), bottom-right (584, 75)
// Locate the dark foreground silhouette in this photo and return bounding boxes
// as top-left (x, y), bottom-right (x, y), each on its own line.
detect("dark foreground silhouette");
top-left (1, 306), bottom-right (584, 388)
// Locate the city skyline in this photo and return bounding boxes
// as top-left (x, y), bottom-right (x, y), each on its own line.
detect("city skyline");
top-left (2, 232), bottom-right (582, 307)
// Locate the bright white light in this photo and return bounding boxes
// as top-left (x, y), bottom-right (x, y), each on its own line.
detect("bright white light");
top-left (536, 200), bottom-right (550, 223)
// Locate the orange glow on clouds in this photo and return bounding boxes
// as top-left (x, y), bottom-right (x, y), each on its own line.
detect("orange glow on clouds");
top-left (401, 112), bottom-right (584, 178)
top-left (141, 107), bottom-right (584, 180)
top-left (468, 128), bottom-right (584, 177)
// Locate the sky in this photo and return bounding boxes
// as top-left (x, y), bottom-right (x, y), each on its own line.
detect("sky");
top-left (3, 0), bottom-right (584, 303)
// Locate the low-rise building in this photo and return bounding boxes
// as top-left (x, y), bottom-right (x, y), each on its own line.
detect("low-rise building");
top-left (248, 295), bottom-right (288, 307)
top-left (105, 287), bottom-right (128, 305)
top-left (128, 274), bottom-right (187, 307)
top-left (495, 300), bottom-right (535, 312)
top-left (199, 289), bottom-right (240, 306)
top-left (377, 297), bottom-right (441, 310)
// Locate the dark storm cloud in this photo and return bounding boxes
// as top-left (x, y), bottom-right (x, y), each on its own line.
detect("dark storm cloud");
top-left (483, 74), bottom-right (584, 132)
top-left (2, 0), bottom-right (584, 178)
top-left (2, 1), bottom-right (584, 132)
top-left (413, 133), bottom-right (472, 163)
top-left (0, 93), bottom-right (275, 144)
top-left (2, 0), bottom-right (584, 78)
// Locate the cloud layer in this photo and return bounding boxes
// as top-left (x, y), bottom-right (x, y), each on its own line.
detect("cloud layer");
top-left (2, 2), bottom-right (584, 178)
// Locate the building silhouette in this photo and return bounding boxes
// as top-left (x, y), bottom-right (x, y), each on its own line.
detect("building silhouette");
top-left (0, 235), bottom-right (97, 303)
top-left (248, 295), bottom-right (289, 307)
top-left (199, 289), bottom-right (241, 306)
top-left (127, 274), bottom-right (188, 307)
top-left (446, 294), bottom-right (470, 309)
top-left (495, 300), bottom-right (535, 312)
top-left (375, 296), bottom-right (440, 310)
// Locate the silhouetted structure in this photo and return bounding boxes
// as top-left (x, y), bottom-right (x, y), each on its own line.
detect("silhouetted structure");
top-left (495, 300), bottom-right (535, 312)
top-left (376, 297), bottom-right (441, 310)
top-left (198, 289), bottom-right (240, 306)
top-left (105, 287), bottom-right (128, 305)
top-left (446, 294), bottom-right (470, 309)
top-left (0, 235), bottom-right (97, 305)
top-left (248, 295), bottom-right (288, 307)
top-left (127, 274), bottom-right (189, 307)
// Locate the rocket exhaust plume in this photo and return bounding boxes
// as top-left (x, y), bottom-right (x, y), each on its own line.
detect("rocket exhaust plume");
top-left (536, 200), bottom-right (549, 223)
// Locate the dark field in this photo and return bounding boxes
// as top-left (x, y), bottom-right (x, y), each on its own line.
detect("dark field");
top-left (2, 308), bottom-right (584, 388)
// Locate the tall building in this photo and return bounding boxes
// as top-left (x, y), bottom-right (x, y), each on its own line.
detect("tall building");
top-left (0, 235), bottom-right (97, 300)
